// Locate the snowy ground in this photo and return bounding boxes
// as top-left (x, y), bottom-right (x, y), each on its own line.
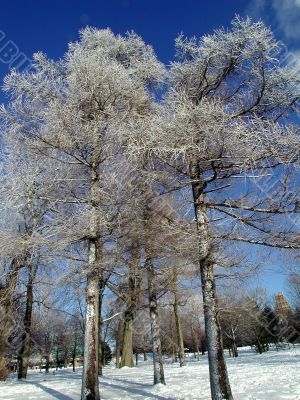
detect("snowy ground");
top-left (1, 347), bottom-right (300, 400)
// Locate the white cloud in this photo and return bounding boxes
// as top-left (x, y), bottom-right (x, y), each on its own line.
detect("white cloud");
top-left (247, 0), bottom-right (300, 43)
top-left (246, 0), bottom-right (267, 16)
top-left (272, 0), bottom-right (300, 40)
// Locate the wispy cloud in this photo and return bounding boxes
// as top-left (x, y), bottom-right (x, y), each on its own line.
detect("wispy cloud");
top-left (247, 0), bottom-right (300, 44)
top-left (247, 0), bottom-right (267, 17)
top-left (272, 0), bottom-right (300, 40)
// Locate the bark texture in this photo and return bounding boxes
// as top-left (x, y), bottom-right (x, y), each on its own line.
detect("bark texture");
top-left (121, 318), bottom-right (134, 367)
top-left (81, 151), bottom-right (101, 400)
top-left (146, 256), bottom-right (165, 385)
top-left (98, 269), bottom-right (104, 376)
top-left (172, 268), bottom-right (185, 367)
top-left (18, 264), bottom-right (38, 379)
top-left (120, 246), bottom-right (140, 368)
top-left (191, 167), bottom-right (233, 400)
top-left (81, 245), bottom-right (100, 400)
top-left (115, 339), bottom-right (121, 369)
top-left (0, 256), bottom-right (24, 381)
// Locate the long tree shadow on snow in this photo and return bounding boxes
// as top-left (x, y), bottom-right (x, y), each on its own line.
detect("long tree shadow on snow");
top-left (101, 381), bottom-right (174, 400)
top-left (31, 382), bottom-right (75, 400)
top-left (103, 375), bottom-right (153, 388)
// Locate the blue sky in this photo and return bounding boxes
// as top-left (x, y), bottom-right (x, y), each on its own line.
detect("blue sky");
top-left (1, 0), bottom-right (299, 94)
top-left (0, 1), bottom-right (248, 67)
top-left (1, 0), bottom-right (299, 90)
top-left (0, 0), bottom-right (299, 300)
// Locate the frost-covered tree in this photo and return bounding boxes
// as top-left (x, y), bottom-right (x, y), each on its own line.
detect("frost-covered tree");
top-left (129, 17), bottom-right (300, 399)
top-left (1, 17), bottom-right (300, 400)
top-left (0, 154), bottom-right (51, 380)
top-left (1, 28), bottom-right (163, 399)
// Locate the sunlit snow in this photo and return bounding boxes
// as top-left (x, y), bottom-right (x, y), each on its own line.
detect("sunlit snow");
top-left (1, 347), bottom-right (299, 400)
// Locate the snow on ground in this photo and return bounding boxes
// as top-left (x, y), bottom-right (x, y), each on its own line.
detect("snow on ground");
top-left (0, 347), bottom-right (300, 400)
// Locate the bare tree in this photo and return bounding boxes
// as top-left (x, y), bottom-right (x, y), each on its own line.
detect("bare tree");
top-left (2, 27), bottom-right (163, 398)
top-left (1, 18), bottom-right (299, 400)
top-left (129, 17), bottom-right (300, 399)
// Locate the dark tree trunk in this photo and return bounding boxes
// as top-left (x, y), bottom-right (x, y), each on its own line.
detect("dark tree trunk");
top-left (115, 339), bottom-right (121, 369)
top-left (120, 246), bottom-right (140, 368)
top-left (0, 308), bottom-right (11, 380)
top-left (191, 326), bottom-right (200, 361)
top-left (0, 256), bottom-right (24, 381)
top-left (98, 272), bottom-right (104, 377)
top-left (230, 328), bottom-right (238, 358)
top-left (72, 327), bottom-right (78, 372)
top-left (256, 339), bottom-right (263, 354)
top-left (146, 256), bottom-right (166, 385)
top-left (172, 270), bottom-right (185, 367)
top-left (56, 349), bottom-right (59, 371)
top-left (143, 351), bottom-right (147, 361)
top-left (63, 352), bottom-right (68, 368)
top-left (169, 315), bottom-right (176, 363)
top-left (18, 264), bottom-right (37, 379)
top-left (231, 343), bottom-right (238, 358)
top-left (98, 331), bottom-right (102, 376)
top-left (191, 170), bottom-right (233, 400)
top-left (173, 301), bottom-right (185, 367)
top-left (45, 353), bottom-right (50, 373)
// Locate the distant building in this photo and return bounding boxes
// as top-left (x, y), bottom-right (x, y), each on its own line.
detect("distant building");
top-left (275, 293), bottom-right (292, 317)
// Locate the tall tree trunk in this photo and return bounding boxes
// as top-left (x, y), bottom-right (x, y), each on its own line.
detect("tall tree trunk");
top-left (173, 300), bottom-right (185, 367)
top-left (0, 321), bottom-right (9, 381)
top-left (191, 170), bottom-right (233, 400)
top-left (191, 326), bottom-right (200, 360)
top-left (56, 349), bottom-right (59, 370)
top-left (172, 268), bottom-right (185, 367)
top-left (146, 256), bottom-right (166, 385)
top-left (72, 322), bottom-right (78, 372)
top-left (120, 245), bottom-right (140, 368)
top-left (81, 155), bottom-right (101, 400)
top-left (120, 316), bottom-right (134, 367)
top-left (98, 327), bottom-right (102, 376)
top-left (231, 328), bottom-right (238, 358)
top-left (18, 264), bottom-right (38, 379)
top-left (63, 351), bottom-right (68, 368)
top-left (72, 349), bottom-right (76, 372)
top-left (98, 271), bottom-right (104, 376)
top-left (200, 259), bottom-right (233, 400)
top-left (81, 240), bottom-right (100, 400)
top-left (0, 256), bottom-right (24, 381)
top-left (256, 338), bottom-right (263, 354)
top-left (45, 352), bottom-right (50, 373)
top-left (169, 313), bottom-right (176, 363)
top-left (231, 343), bottom-right (238, 358)
top-left (115, 339), bottom-right (121, 369)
